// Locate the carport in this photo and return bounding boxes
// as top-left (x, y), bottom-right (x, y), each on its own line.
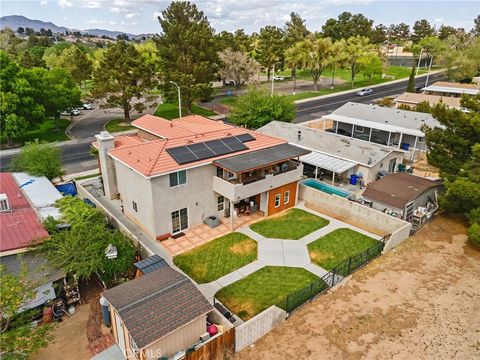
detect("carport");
top-left (299, 151), bottom-right (356, 185)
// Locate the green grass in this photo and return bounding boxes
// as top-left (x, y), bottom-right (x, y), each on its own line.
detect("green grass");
top-left (219, 96), bottom-right (238, 106)
top-left (153, 102), bottom-right (217, 120)
top-left (307, 228), bottom-right (380, 273)
top-left (216, 266), bottom-right (324, 320)
top-left (250, 208), bottom-right (329, 240)
top-left (173, 232), bottom-right (257, 284)
top-left (1, 118), bottom-right (70, 148)
top-left (104, 118), bottom-right (136, 133)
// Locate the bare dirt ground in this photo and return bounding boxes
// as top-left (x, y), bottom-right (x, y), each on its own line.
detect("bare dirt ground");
top-left (412, 152), bottom-right (440, 179)
top-left (238, 214), bottom-right (480, 360)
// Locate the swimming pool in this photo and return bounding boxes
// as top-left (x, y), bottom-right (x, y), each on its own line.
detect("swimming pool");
top-left (302, 179), bottom-right (351, 198)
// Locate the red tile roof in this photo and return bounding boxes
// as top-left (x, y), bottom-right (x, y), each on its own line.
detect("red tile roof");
top-left (0, 173), bottom-right (49, 253)
top-left (108, 115), bottom-right (286, 177)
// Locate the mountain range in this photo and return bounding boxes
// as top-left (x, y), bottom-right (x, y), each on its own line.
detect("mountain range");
top-left (0, 15), bottom-right (154, 39)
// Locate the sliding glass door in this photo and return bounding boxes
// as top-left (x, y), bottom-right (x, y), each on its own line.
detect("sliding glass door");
top-left (171, 208), bottom-right (188, 234)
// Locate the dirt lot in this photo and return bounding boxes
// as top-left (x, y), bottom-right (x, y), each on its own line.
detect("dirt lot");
top-left (238, 214), bottom-right (480, 360)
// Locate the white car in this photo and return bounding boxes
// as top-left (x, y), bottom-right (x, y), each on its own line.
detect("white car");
top-left (356, 88), bottom-right (373, 96)
top-left (61, 109), bottom-right (80, 116)
top-left (273, 76), bottom-right (285, 81)
top-left (81, 103), bottom-right (93, 110)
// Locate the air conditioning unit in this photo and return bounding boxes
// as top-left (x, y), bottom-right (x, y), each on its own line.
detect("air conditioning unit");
top-left (0, 194), bottom-right (10, 212)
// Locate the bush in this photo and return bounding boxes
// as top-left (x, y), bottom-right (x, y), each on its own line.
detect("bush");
top-left (468, 223), bottom-right (480, 248)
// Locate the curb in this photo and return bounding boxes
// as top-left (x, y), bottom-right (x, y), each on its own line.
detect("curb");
top-left (293, 69), bottom-right (446, 105)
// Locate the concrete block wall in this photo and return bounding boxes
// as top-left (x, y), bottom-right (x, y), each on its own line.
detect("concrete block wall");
top-left (235, 306), bottom-right (287, 352)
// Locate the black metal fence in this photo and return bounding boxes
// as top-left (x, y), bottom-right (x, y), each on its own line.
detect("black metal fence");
top-left (278, 238), bottom-right (386, 313)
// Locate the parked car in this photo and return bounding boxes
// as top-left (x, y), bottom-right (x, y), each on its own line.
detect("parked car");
top-left (61, 109), bottom-right (80, 116)
top-left (223, 80), bottom-right (235, 87)
top-left (356, 88), bottom-right (373, 96)
top-left (273, 76), bottom-right (285, 81)
top-left (81, 103), bottom-right (93, 110)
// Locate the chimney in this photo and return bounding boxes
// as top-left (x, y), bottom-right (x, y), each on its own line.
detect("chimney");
top-left (95, 131), bottom-right (118, 200)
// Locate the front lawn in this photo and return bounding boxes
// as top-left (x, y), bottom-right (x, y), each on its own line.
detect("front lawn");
top-left (307, 228), bottom-right (380, 274)
top-left (215, 266), bottom-right (324, 320)
top-left (154, 102), bottom-right (217, 120)
top-left (1, 118), bottom-right (70, 148)
top-left (104, 118), bottom-right (135, 133)
top-left (173, 232), bottom-right (257, 284)
top-left (250, 208), bottom-right (329, 240)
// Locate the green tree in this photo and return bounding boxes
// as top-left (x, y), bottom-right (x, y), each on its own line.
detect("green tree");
top-left (371, 24), bottom-right (388, 44)
top-left (218, 49), bottom-right (261, 93)
top-left (411, 19), bottom-right (435, 43)
top-left (0, 264), bottom-right (54, 359)
top-left (229, 88), bottom-right (295, 129)
top-left (359, 52), bottom-right (383, 82)
top-left (156, 1), bottom-right (217, 112)
top-left (406, 62), bottom-right (416, 93)
top-left (11, 140), bottom-right (63, 180)
top-left (284, 12), bottom-right (309, 48)
top-left (285, 42), bottom-right (304, 94)
top-left (296, 36), bottom-right (333, 90)
top-left (339, 36), bottom-right (374, 87)
top-left (388, 23), bottom-right (410, 42)
top-left (473, 15), bottom-right (480, 36)
top-left (17, 49), bottom-right (46, 68)
top-left (257, 25), bottom-right (286, 81)
top-left (58, 46), bottom-right (93, 89)
top-left (93, 40), bottom-right (157, 122)
top-left (0, 51), bottom-right (45, 145)
top-left (321, 12), bottom-right (373, 41)
top-left (438, 25), bottom-right (458, 40)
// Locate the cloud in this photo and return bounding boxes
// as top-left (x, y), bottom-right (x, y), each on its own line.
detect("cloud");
top-left (125, 12), bottom-right (139, 19)
top-left (58, 0), bottom-right (73, 9)
top-left (40, 0), bottom-right (48, 5)
top-left (86, 19), bottom-right (107, 25)
top-left (435, 17), bottom-right (444, 23)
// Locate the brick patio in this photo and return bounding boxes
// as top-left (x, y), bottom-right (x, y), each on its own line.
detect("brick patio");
top-left (161, 212), bottom-right (264, 256)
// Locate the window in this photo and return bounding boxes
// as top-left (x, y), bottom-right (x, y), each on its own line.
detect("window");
top-left (169, 170), bottom-right (187, 187)
top-left (216, 166), bottom-right (223, 178)
top-left (132, 201), bottom-right (138, 212)
top-left (274, 194), bottom-right (281, 208)
top-left (355, 126), bottom-right (365, 133)
top-left (226, 171), bottom-right (235, 180)
top-left (217, 195), bottom-right (225, 211)
top-left (171, 208), bottom-right (188, 233)
top-left (284, 191), bottom-right (290, 204)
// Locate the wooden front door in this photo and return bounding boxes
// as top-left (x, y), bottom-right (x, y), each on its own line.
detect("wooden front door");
top-left (268, 181), bottom-right (297, 215)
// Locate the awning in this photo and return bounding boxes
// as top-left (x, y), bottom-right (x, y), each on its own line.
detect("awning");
top-left (300, 151), bottom-right (356, 173)
top-left (214, 143), bottom-right (310, 173)
top-left (420, 85), bottom-right (479, 96)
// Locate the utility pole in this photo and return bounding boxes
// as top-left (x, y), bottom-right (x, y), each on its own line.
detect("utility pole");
top-left (169, 81), bottom-right (182, 119)
top-left (271, 63), bottom-right (276, 96)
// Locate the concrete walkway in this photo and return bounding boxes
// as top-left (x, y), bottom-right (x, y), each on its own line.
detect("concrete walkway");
top-left (197, 203), bottom-right (382, 301)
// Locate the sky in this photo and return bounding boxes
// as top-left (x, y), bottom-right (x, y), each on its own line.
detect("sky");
top-left (1, 0), bottom-right (479, 35)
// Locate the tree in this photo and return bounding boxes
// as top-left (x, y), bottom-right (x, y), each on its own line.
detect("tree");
top-left (371, 24), bottom-right (388, 44)
top-left (257, 26), bottom-right (285, 81)
top-left (406, 62), bottom-right (416, 93)
top-left (17, 27), bottom-right (25, 35)
top-left (93, 40), bottom-right (157, 122)
top-left (411, 19), bottom-right (435, 43)
top-left (285, 42), bottom-right (303, 94)
top-left (39, 197), bottom-right (136, 285)
top-left (57, 46), bottom-right (93, 89)
top-left (218, 49), bottom-right (260, 93)
top-left (0, 264), bottom-right (54, 359)
top-left (359, 52), bottom-right (383, 82)
top-left (321, 12), bottom-right (373, 41)
top-left (438, 36), bottom-right (480, 81)
top-left (473, 15), bottom-right (480, 36)
top-left (0, 51), bottom-right (45, 145)
top-left (339, 36), bottom-right (374, 87)
top-left (438, 25), bottom-right (458, 40)
top-left (234, 29), bottom-right (252, 53)
top-left (0, 28), bottom-right (22, 55)
top-left (11, 140), bottom-right (63, 180)
top-left (156, 1), bottom-right (217, 112)
top-left (388, 23), bottom-right (410, 42)
top-left (229, 88), bottom-right (295, 129)
top-left (17, 49), bottom-right (46, 68)
top-left (296, 35), bottom-right (333, 90)
top-left (284, 12), bottom-right (309, 48)
top-left (328, 41), bottom-right (347, 88)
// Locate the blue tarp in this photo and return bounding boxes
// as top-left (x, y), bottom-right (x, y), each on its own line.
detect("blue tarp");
top-left (55, 182), bottom-right (77, 196)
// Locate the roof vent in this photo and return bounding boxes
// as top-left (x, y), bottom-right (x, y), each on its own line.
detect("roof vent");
top-left (170, 122), bottom-right (173, 127)
top-left (186, 139), bottom-right (194, 144)
top-left (0, 193), bottom-right (11, 212)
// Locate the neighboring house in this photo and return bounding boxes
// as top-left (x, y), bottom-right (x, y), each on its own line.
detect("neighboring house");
top-left (393, 92), bottom-right (462, 110)
top-left (318, 102), bottom-right (441, 155)
top-left (101, 266), bottom-right (230, 360)
top-left (421, 81), bottom-right (480, 97)
top-left (362, 173), bottom-right (443, 228)
top-left (258, 121), bottom-right (405, 184)
top-left (94, 115), bottom-right (310, 240)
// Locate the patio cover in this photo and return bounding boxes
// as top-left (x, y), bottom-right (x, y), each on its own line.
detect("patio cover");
top-left (420, 85), bottom-right (479, 96)
top-left (214, 143), bottom-right (310, 174)
top-left (300, 151), bottom-right (356, 174)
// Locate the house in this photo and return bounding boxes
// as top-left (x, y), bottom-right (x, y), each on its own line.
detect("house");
top-left (101, 266), bottom-right (231, 360)
top-left (393, 92), bottom-right (462, 110)
top-left (361, 173), bottom-right (443, 228)
top-left (94, 115), bottom-right (310, 240)
top-left (421, 81), bottom-right (480, 97)
top-left (258, 121), bottom-right (405, 184)
top-left (318, 102), bottom-right (441, 155)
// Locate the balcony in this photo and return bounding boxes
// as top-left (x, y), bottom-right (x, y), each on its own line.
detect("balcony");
top-left (213, 163), bottom-right (304, 201)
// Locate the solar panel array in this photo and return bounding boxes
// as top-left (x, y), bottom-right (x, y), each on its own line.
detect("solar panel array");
top-left (166, 133), bottom-right (256, 165)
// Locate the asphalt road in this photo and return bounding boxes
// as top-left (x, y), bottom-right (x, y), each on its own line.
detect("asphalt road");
top-left (294, 72), bottom-right (446, 123)
top-left (0, 73), bottom-right (445, 175)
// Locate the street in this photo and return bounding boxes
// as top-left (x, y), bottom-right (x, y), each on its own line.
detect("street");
top-left (0, 73), bottom-right (445, 175)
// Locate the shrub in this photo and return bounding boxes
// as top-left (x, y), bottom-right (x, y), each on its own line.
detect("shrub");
top-left (468, 223), bottom-right (480, 248)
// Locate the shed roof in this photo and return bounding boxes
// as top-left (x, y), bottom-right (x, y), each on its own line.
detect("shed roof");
top-left (102, 266), bottom-right (212, 349)
top-left (1, 252), bottom-right (65, 284)
top-left (213, 143), bottom-right (310, 173)
top-left (133, 255), bottom-right (167, 274)
top-left (362, 173), bottom-right (443, 210)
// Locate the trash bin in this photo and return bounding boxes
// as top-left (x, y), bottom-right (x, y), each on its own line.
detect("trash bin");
top-left (350, 174), bottom-right (358, 185)
top-left (401, 143), bottom-right (410, 151)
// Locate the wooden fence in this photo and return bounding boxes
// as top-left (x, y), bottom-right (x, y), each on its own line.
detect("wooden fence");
top-left (185, 328), bottom-right (235, 360)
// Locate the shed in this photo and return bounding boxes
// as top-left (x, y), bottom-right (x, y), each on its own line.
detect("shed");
top-left (133, 254), bottom-right (167, 277)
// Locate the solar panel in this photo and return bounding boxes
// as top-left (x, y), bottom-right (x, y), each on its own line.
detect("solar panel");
top-left (187, 143), bottom-right (208, 152)
top-left (205, 140), bottom-right (233, 155)
top-left (226, 141), bottom-right (247, 151)
top-left (167, 146), bottom-right (198, 164)
top-left (220, 136), bottom-right (240, 146)
top-left (236, 133), bottom-right (255, 142)
top-left (194, 148), bottom-right (216, 160)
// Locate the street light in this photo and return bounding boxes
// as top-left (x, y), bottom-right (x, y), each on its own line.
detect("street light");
top-left (169, 81), bottom-right (182, 119)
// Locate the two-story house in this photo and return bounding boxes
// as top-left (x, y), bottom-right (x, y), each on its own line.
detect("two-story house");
top-left (94, 115), bottom-right (309, 241)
